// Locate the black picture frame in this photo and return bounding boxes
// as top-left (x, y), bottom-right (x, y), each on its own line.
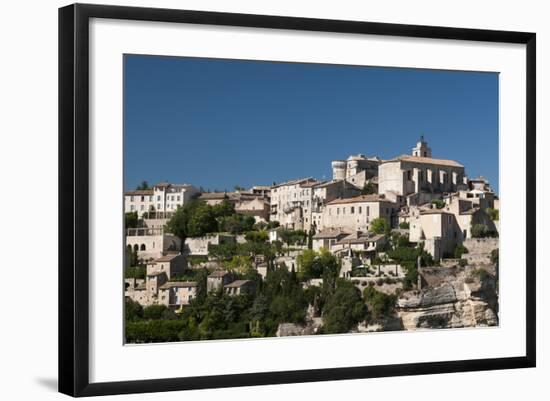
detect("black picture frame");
top-left (59, 3), bottom-right (536, 397)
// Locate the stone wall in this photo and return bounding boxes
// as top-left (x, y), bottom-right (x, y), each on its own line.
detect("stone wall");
top-left (463, 238), bottom-right (499, 265)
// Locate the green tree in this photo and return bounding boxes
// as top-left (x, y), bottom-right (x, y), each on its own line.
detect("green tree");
top-left (431, 199), bottom-right (446, 209)
top-left (245, 230), bottom-right (268, 243)
top-left (361, 182), bottom-right (376, 195)
top-left (486, 208), bottom-right (499, 221)
top-left (143, 304), bottom-right (177, 320)
top-left (370, 218), bottom-right (390, 235)
top-left (322, 280), bottom-right (366, 333)
top-left (187, 203), bottom-right (218, 237)
top-left (471, 223), bottom-right (497, 238)
top-left (212, 199), bottom-right (235, 218)
top-left (398, 221), bottom-right (410, 229)
top-left (363, 286), bottom-right (396, 319)
top-left (454, 244), bottom-right (469, 258)
top-left (136, 180), bottom-right (149, 190)
top-left (125, 298), bottom-right (143, 322)
top-left (125, 211), bottom-right (139, 229)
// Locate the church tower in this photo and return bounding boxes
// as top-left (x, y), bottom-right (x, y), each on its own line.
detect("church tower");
top-left (412, 135), bottom-right (432, 158)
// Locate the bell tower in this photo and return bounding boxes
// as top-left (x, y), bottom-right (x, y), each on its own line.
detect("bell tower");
top-left (412, 135), bottom-right (432, 158)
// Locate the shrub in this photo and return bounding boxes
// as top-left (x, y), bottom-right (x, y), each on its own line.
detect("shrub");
top-left (431, 199), bottom-right (445, 209)
top-left (363, 286), bottom-right (397, 319)
top-left (398, 222), bottom-right (410, 229)
top-left (459, 259), bottom-right (467, 267)
top-left (454, 244), bottom-right (469, 259)
top-left (486, 208), bottom-right (499, 221)
top-left (471, 224), bottom-right (498, 238)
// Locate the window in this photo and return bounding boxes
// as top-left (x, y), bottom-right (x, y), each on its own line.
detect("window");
top-left (177, 196), bottom-right (180, 201)
top-left (140, 244), bottom-right (146, 251)
top-left (337, 208), bottom-right (340, 215)
top-left (351, 206), bottom-right (355, 214)
top-left (141, 196), bottom-right (144, 202)
top-left (157, 203), bottom-right (161, 209)
top-left (343, 207), bottom-right (345, 215)
top-left (140, 205), bottom-right (144, 211)
top-left (359, 206), bottom-right (362, 214)
top-left (130, 205), bottom-right (135, 211)
top-left (367, 206), bottom-right (370, 216)
top-left (407, 170), bottom-right (412, 180)
top-left (157, 195), bottom-right (161, 201)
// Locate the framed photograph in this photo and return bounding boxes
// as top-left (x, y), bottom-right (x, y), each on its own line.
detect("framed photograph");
top-left (58, 3), bottom-right (536, 397)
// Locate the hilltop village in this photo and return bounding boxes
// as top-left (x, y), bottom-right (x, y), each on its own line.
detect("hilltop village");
top-left (124, 138), bottom-right (500, 342)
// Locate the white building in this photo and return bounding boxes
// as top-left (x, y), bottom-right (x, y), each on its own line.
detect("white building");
top-left (124, 182), bottom-right (199, 217)
top-left (270, 177), bottom-right (360, 231)
top-left (320, 194), bottom-right (397, 233)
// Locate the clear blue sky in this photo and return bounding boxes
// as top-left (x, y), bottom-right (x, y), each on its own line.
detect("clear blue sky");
top-left (124, 55), bottom-right (499, 194)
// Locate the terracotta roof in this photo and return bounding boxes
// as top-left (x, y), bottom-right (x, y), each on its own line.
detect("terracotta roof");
top-left (336, 233), bottom-right (385, 245)
top-left (152, 254), bottom-right (181, 263)
top-left (271, 177), bottom-right (317, 189)
top-left (146, 271), bottom-right (167, 277)
top-left (313, 228), bottom-right (351, 239)
top-left (160, 281), bottom-right (197, 289)
top-left (224, 280), bottom-right (254, 288)
top-left (125, 189), bottom-right (154, 196)
top-left (382, 155), bottom-right (463, 168)
top-left (420, 209), bottom-right (453, 215)
top-left (326, 194), bottom-right (390, 205)
top-left (208, 270), bottom-right (230, 278)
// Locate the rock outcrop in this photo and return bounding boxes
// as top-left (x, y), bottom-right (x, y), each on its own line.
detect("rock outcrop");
top-left (396, 265), bottom-right (498, 330)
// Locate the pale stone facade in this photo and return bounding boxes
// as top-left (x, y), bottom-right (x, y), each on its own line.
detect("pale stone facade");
top-left (146, 253), bottom-right (187, 279)
top-left (158, 282), bottom-right (197, 308)
top-left (224, 280), bottom-right (257, 296)
top-left (378, 156), bottom-right (466, 202)
top-left (312, 228), bottom-right (351, 251)
top-left (184, 234), bottom-right (235, 256)
top-left (270, 178), bottom-right (360, 231)
top-left (320, 195), bottom-right (396, 233)
top-left (409, 209), bottom-right (462, 260)
top-left (207, 270), bottom-right (235, 292)
top-left (124, 182), bottom-right (199, 217)
top-left (125, 227), bottom-right (181, 262)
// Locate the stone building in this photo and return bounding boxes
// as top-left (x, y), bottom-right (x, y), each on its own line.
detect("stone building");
top-left (312, 228), bottom-right (351, 251)
top-left (331, 232), bottom-right (387, 257)
top-left (320, 194), bottom-right (397, 233)
top-left (146, 253), bottom-right (186, 279)
top-left (124, 182), bottom-right (199, 217)
top-left (270, 177), bottom-right (360, 231)
top-left (331, 154), bottom-right (381, 188)
top-left (184, 233), bottom-right (235, 256)
top-left (207, 270), bottom-right (235, 292)
top-left (158, 281), bottom-right (198, 309)
top-left (409, 208), bottom-right (462, 260)
top-left (378, 139), bottom-right (466, 204)
top-left (224, 280), bottom-right (257, 296)
top-left (125, 227), bottom-right (181, 262)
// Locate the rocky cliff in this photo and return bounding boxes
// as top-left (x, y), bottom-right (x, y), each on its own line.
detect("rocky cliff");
top-left (396, 265), bottom-right (498, 330)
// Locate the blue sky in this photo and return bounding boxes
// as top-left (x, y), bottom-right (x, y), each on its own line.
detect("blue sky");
top-left (124, 55), bottom-right (499, 194)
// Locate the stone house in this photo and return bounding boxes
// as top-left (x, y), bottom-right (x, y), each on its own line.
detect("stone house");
top-left (312, 228), bottom-right (351, 251)
top-left (125, 227), bottom-right (181, 262)
top-left (184, 233), bottom-right (235, 256)
top-left (124, 182), bottom-right (199, 217)
top-left (146, 253), bottom-right (186, 279)
top-left (331, 232), bottom-right (387, 256)
top-left (158, 281), bottom-right (198, 308)
top-left (207, 270), bottom-right (235, 292)
top-left (224, 280), bottom-right (257, 296)
top-left (377, 139), bottom-right (466, 203)
top-left (320, 194), bottom-right (397, 233)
